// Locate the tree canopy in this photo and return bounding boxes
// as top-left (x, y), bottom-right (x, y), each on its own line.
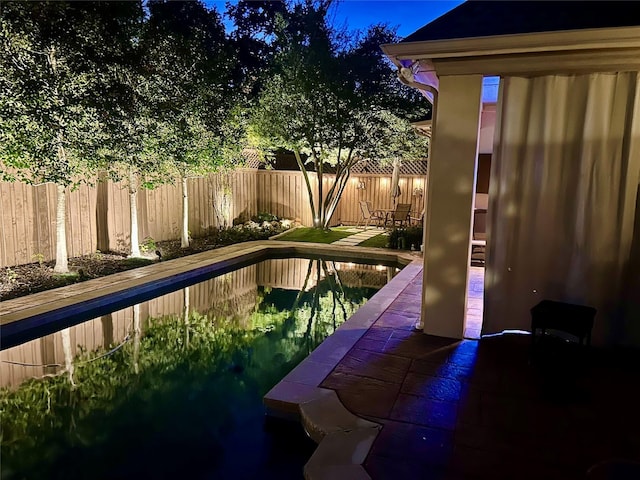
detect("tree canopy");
top-left (1, 0), bottom-right (432, 258)
top-left (0, 1), bottom-right (134, 186)
top-left (1, 0), bottom-right (248, 260)
top-left (250, 0), bottom-right (430, 228)
top-left (0, 1), bottom-right (146, 270)
top-left (144, 0), bottom-right (240, 178)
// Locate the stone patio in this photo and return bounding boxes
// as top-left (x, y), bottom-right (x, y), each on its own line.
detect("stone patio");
top-left (318, 272), bottom-right (640, 479)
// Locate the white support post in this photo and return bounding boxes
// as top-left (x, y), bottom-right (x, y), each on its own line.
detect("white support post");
top-left (420, 74), bottom-right (483, 338)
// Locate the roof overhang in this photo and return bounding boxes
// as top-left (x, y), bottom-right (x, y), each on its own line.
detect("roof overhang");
top-left (383, 25), bottom-right (640, 91)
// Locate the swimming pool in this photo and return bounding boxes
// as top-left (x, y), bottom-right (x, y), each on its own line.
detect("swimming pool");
top-left (1, 256), bottom-right (400, 479)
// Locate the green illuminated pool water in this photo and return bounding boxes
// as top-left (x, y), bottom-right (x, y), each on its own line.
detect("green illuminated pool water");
top-left (0, 257), bottom-right (398, 480)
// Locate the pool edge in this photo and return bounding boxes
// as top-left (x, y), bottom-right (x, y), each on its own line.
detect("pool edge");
top-left (1, 241), bottom-right (422, 479)
top-left (263, 260), bottom-right (423, 480)
top-left (1, 240), bottom-right (418, 348)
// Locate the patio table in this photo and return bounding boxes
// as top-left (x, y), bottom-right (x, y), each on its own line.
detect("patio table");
top-left (382, 207), bottom-right (416, 227)
top-left (381, 210), bottom-right (411, 227)
top-left (380, 209), bottom-right (395, 227)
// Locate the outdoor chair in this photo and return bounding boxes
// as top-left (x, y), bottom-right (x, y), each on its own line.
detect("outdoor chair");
top-left (386, 203), bottom-right (412, 227)
top-left (470, 207), bottom-right (487, 266)
top-left (410, 208), bottom-right (425, 226)
top-left (356, 201), bottom-right (384, 229)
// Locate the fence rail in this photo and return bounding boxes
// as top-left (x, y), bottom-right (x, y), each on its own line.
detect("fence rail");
top-left (0, 169), bottom-right (426, 268)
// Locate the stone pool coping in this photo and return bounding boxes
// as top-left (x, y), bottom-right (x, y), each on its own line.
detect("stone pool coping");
top-left (0, 240), bottom-right (417, 348)
top-left (263, 258), bottom-right (423, 480)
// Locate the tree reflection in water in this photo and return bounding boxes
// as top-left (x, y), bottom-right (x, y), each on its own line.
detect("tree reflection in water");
top-left (0, 258), bottom-right (391, 479)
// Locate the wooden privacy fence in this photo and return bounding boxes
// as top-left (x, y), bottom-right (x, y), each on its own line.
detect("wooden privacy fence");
top-left (333, 173), bottom-right (426, 226)
top-left (0, 169), bottom-right (426, 268)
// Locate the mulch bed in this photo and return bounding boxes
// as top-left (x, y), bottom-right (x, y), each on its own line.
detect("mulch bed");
top-left (0, 238), bottom-right (218, 302)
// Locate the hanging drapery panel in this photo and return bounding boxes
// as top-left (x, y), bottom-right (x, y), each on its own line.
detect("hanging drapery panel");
top-left (484, 72), bottom-right (640, 346)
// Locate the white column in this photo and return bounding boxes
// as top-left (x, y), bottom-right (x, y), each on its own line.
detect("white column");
top-left (421, 74), bottom-right (483, 338)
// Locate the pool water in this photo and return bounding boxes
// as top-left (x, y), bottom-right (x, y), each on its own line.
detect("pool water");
top-left (0, 257), bottom-right (398, 480)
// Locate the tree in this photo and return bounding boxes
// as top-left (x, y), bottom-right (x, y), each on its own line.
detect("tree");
top-left (144, 0), bottom-right (242, 248)
top-left (1, 3), bottom-right (103, 271)
top-left (0, 1), bottom-right (145, 268)
top-left (97, 2), bottom-right (166, 258)
top-left (103, 41), bottom-right (172, 258)
top-left (226, 0), bottom-right (287, 99)
top-left (251, 0), bottom-right (430, 228)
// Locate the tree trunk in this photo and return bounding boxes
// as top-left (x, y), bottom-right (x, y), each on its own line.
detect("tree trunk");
top-left (50, 43), bottom-right (69, 273)
top-left (322, 150), bottom-right (355, 229)
top-left (293, 148), bottom-right (317, 226)
top-left (129, 167), bottom-right (141, 257)
top-left (183, 286), bottom-right (190, 348)
top-left (323, 170), bottom-right (351, 229)
top-left (53, 184), bottom-right (69, 273)
top-left (181, 175), bottom-right (189, 248)
top-left (132, 303), bottom-right (141, 374)
top-left (317, 154), bottom-right (323, 227)
top-left (61, 327), bottom-right (75, 387)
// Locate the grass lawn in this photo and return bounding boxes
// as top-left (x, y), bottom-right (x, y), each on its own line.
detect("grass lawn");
top-left (358, 233), bottom-right (390, 248)
top-left (274, 227), bottom-right (354, 243)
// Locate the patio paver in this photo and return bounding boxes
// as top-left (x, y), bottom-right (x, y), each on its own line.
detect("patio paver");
top-left (317, 272), bottom-right (640, 479)
top-left (331, 227), bottom-right (386, 246)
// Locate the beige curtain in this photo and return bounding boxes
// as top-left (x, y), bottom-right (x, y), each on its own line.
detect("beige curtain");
top-left (484, 72), bottom-right (640, 346)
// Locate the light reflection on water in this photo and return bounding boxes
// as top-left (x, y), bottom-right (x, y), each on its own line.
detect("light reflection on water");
top-left (1, 257), bottom-right (397, 480)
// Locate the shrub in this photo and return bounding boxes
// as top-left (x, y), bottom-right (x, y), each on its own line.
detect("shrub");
top-left (388, 226), bottom-right (423, 250)
top-left (139, 237), bottom-right (157, 254)
top-left (202, 219), bottom-right (291, 247)
top-left (251, 211), bottom-right (279, 223)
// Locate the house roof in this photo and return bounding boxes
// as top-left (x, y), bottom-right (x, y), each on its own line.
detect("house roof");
top-left (402, 1), bottom-right (640, 44)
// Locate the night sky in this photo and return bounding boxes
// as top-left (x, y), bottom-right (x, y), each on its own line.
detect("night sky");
top-left (207, 0), bottom-right (465, 39)
top-left (330, 0), bottom-right (464, 38)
